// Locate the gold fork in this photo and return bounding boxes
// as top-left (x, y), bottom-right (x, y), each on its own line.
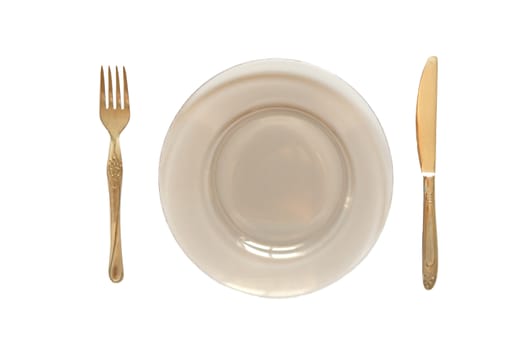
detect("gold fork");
top-left (100, 66), bottom-right (130, 283)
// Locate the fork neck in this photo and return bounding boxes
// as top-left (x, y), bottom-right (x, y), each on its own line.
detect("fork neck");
top-left (109, 137), bottom-right (122, 159)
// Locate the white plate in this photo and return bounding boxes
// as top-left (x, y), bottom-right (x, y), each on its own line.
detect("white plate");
top-left (159, 59), bottom-right (393, 297)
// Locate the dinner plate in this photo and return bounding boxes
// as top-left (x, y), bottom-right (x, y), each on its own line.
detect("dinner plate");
top-left (159, 59), bottom-right (393, 297)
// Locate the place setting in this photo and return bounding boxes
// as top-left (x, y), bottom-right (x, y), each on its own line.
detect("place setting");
top-left (99, 57), bottom-right (439, 296)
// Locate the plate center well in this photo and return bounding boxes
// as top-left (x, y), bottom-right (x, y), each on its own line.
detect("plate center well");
top-left (211, 107), bottom-right (349, 258)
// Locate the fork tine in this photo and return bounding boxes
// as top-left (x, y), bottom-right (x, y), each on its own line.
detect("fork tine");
top-left (123, 66), bottom-right (129, 109)
top-left (115, 67), bottom-right (121, 109)
top-left (100, 66), bottom-right (106, 110)
top-left (108, 67), bottom-right (113, 109)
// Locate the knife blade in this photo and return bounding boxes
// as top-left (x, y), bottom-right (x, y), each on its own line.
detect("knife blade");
top-left (416, 56), bottom-right (438, 290)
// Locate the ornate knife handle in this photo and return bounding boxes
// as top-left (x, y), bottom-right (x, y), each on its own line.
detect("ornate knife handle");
top-left (422, 176), bottom-right (438, 289)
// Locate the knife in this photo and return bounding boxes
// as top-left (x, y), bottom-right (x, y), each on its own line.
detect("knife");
top-left (416, 56), bottom-right (438, 290)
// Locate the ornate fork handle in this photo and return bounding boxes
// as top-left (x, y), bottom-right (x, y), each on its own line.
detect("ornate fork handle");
top-left (107, 138), bottom-right (124, 282)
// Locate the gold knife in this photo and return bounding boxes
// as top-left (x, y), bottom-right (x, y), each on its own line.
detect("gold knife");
top-left (416, 56), bottom-right (438, 290)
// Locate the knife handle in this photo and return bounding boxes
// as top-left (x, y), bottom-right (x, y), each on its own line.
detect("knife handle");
top-left (422, 176), bottom-right (438, 289)
top-left (107, 138), bottom-right (124, 283)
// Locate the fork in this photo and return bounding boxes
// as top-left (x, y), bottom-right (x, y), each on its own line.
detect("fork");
top-left (100, 66), bottom-right (130, 283)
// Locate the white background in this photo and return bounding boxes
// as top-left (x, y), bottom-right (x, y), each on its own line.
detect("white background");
top-left (1, 0), bottom-right (521, 349)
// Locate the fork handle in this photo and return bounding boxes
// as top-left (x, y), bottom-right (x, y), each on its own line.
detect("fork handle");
top-left (107, 138), bottom-right (124, 282)
top-left (422, 176), bottom-right (438, 289)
